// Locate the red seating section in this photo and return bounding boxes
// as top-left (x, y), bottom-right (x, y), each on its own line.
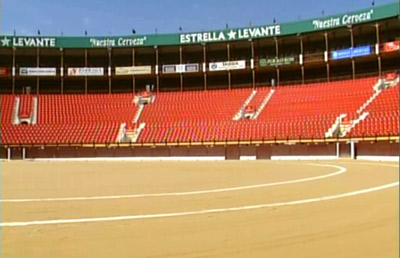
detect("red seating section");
top-left (352, 83), bottom-right (399, 136)
top-left (138, 77), bottom-right (379, 142)
top-left (1, 94), bottom-right (137, 144)
top-left (37, 94), bottom-right (138, 124)
top-left (1, 95), bottom-right (15, 125)
top-left (0, 77), bottom-right (397, 145)
top-left (137, 89), bottom-right (253, 142)
top-left (1, 123), bottom-right (119, 145)
top-left (255, 77), bottom-right (377, 139)
top-left (139, 89), bottom-right (251, 123)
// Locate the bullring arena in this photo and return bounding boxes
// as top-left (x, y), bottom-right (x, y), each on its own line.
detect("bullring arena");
top-left (1, 1), bottom-right (400, 257)
top-left (1, 159), bottom-right (398, 258)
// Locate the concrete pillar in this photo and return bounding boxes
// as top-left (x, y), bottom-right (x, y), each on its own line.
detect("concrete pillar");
top-left (336, 142), bottom-right (340, 158)
top-left (350, 141), bottom-right (356, 159)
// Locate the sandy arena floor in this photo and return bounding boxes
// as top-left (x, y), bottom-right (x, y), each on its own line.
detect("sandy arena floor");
top-left (0, 160), bottom-right (398, 258)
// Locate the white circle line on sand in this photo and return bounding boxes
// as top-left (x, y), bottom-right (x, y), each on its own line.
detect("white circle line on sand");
top-left (1, 163), bottom-right (346, 203)
top-left (1, 181), bottom-right (398, 227)
top-left (340, 162), bottom-right (399, 168)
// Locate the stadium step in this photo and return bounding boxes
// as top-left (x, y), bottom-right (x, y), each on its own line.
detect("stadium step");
top-left (325, 114), bottom-right (347, 138)
top-left (123, 123), bottom-right (146, 143)
top-left (133, 104), bottom-right (145, 123)
top-left (233, 89), bottom-right (275, 120)
top-left (31, 97), bottom-right (38, 124)
top-left (13, 95), bottom-right (37, 125)
top-left (325, 112), bottom-right (369, 138)
top-left (131, 123), bottom-right (146, 143)
top-left (116, 123), bottom-right (127, 142)
top-left (118, 122), bottom-right (146, 143)
top-left (233, 90), bottom-right (257, 120)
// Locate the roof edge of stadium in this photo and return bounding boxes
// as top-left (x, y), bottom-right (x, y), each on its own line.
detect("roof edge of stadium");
top-left (0, 1), bottom-right (398, 48)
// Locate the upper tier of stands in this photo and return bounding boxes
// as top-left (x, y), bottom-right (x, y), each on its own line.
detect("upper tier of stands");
top-left (1, 76), bottom-right (398, 145)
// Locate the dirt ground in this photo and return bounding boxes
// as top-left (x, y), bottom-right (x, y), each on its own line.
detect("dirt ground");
top-left (1, 160), bottom-right (398, 258)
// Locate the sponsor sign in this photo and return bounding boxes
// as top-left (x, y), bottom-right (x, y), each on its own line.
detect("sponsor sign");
top-left (89, 36), bottom-right (147, 47)
top-left (259, 56), bottom-right (295, 67)
top-left (0, 37), bottom-right (56, 48)
top-left (182, 64), bottom-right (199, 73)
top-left (180, 26), bottom-right (281, 44)
top-left (115, 66), bottom-right (152, 75)
top-left (382, 41), bottom-right (399, 52)
top-left (19, 67), bottom-right (56, 76)
top-left (331, 46), bottom-right (371, 60)
top-left (162, 65), bottom-right (176, 74)
top-left (312, 9), bottom-right (374, 30)
top-left (209, 60), bottom-right (246, 71)
top-left (67, 67), bottom-right (104, 76)
top-left (162, 64), bottom-right (199, 74)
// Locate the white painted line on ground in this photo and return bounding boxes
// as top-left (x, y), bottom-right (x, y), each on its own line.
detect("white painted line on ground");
top-left (1, 181), bottom-right (397, 227)
top-left (271, 156), bottom-right (337, 160)
top-left (0, 164), bottom-right (346, 203)
top-left (24, 156), bottom-right (226, 162)
top-left (239, 156), bottom-right (257, 160)
top-left (336, 162), bottom-right (398, 168)
top-left (356, 156), bottom-right (399, 162)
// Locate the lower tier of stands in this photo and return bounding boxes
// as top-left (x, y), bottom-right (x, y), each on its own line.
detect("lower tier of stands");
top-left (1, 123), bottom-right (119, 145)
top-left (138, 120), bottom-right (333, 143)
top-left (1, 76), bottom-right (398, 145)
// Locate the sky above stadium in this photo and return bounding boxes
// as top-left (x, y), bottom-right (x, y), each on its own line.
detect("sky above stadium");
top-left (0, 0), bottom-right (395, 36)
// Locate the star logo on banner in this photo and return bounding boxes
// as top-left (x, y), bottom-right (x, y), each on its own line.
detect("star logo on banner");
top-left (1, 37), bottom-right (11, 47)
top-left (227, 30), bottom-right (237, 40)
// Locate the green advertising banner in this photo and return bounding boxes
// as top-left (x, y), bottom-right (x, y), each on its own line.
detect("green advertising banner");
top-left (0, 2), bottom-right (398, 49)
top-left (259, 56), bottom-right (296, 67)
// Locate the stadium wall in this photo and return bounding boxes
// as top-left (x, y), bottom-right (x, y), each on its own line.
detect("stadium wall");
top-left (2, 141), bottom-right (397, 161)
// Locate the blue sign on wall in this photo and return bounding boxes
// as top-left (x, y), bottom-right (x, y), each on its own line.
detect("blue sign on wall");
top-left (331, 46), bottom-right (371, 60)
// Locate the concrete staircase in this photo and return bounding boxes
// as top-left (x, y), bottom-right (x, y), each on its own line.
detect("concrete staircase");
top-left (125, 123), bottom-right (146, 143)
top-left (116, 123), bottom-right (127, 142)
top-left (325, 114), bottom-right (347, 138)
top-left (12, 95), bottom-right (38, 125)
top-left (325, 112), bottom-right (369, 138)
top-left (31, 97), bottom-right (38, 124)
top-left (233, 89), bottom-right (275, 120)
top-left (133, 104), bottom-right (145, 123)
top-left (12, 96), bottom-right (20, 125)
